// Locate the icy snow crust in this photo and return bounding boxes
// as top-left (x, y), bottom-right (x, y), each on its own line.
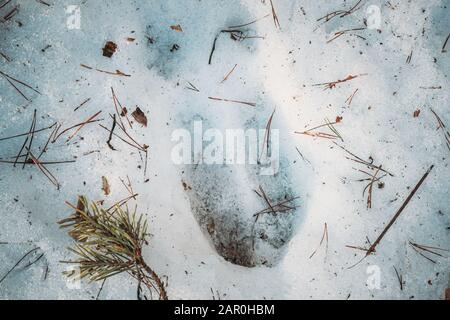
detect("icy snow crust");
top-left (0, 0), bottom-right (449, 299)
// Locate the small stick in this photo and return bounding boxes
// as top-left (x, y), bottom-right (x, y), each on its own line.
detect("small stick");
top-left (349, 165), bottom-right (434, 268)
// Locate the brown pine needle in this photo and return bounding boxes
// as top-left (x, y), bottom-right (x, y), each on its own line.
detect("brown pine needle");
top-left (327, 27), bottom-right (366, 43)
top-left (269, 0), bottom-right (280, 29)
top-left (220, 64), bottom-right (238, 83)
top-left (0, 123), bottom-right (56, 142)
top-left (26, 148), bottom-right (61, 189)
top-left (317, 0), bottom-right (364, 23)
top-left (313, 74), bottom-right (365, 90)
top-left (80, 64), bottom-right (131, 77)
top-left (253, 186), bottom-right (299, 221)
top-left (52, 111), bottom-right (102, 142)
top-left (109, 88), bottom-right (149, 179)
top-left (430, 108), bottom-right (450, 152)
top-left (0, 70), bottom-right (41, 101)
top-left (259, 109), bottom-right (276, 163)
top-left (295, 120), bottom-right (342, 141)
top-left (363, 166), bottom-right (381, 209)
top-left (208, 96), bottom-right (256, 107)
top-left (345, 89), bottom-right (359, 105)
top-left (309, 223), bottom-right (328, 259)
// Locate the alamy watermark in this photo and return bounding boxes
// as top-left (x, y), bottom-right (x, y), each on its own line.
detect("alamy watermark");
top-left (171, 121), bottom-right (280, 175)
top-left (66, 5), bottom-right (81, 30)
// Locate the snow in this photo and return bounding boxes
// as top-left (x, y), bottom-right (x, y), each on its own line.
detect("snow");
top-left (0, 0), bottom-right (449, 299)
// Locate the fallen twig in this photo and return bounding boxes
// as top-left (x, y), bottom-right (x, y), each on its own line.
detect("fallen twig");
top-left (348, 165), bottom-right (434, 268)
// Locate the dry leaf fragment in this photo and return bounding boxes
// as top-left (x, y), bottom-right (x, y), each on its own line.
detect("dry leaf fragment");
top-left (102, 41), bottom-right (117, 58)
top-left (132, 107), bottom-right (148, 127)
top-left (126, 37), bottom-right (136, 43)
top-left (170, 24), bottom-right (183, 32)
top-left (120, 107), bottom-right (128, 117)
top-left (101, 176), bottom-right (110, 196)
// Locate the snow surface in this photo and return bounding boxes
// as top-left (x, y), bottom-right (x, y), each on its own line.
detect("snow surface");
top-left (0, 0), bottom-right (449, 299)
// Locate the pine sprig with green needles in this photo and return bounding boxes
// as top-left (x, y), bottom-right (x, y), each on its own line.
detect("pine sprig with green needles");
top-left (58, 196), bottom-right (168, 300)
